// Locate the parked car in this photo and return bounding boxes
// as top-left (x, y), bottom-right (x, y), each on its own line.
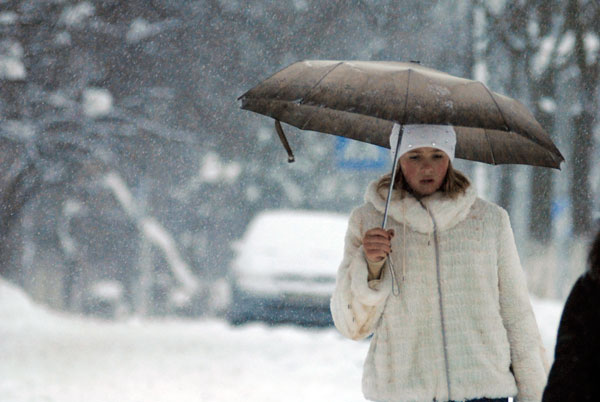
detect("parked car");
top-left (227, 209), bottom-right (348, 326)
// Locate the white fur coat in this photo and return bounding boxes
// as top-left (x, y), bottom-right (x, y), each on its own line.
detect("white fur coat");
top-left (330, 180), bottom-right (548, 402)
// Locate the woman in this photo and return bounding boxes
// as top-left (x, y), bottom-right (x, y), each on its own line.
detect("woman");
top-left (330, 125), bottom-right (548, 402)
top-left (542, 228), bottom-right (600, 402)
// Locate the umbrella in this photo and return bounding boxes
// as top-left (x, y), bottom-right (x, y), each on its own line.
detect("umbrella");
top-left (238, 60), bottom-right (564, 225)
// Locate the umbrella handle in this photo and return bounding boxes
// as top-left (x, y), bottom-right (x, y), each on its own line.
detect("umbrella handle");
top-left (274, 120), bottom-right (295, 163)
top-left (382, 124), bottom-right (403, 229)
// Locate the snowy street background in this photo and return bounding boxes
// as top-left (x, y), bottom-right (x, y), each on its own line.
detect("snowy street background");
top-left (1, 278), bottom-right (563, 402)
top-left (1, 1), bottom-right (599, 401)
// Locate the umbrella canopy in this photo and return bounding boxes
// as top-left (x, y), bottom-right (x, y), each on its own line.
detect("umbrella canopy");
top-left (239, 60), bottom-right (564, 169)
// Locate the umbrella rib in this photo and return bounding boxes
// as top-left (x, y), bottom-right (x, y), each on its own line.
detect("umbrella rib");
top-left (300, 61), bottom-right (345, 105)
top-left (482, 128), bottom-right (497, 165)
top-left (478, 81), bottom-right (510, 166)
top-left (478, 81), bottom-right (511, 131)
top-left (299, 62), bottom-right (345, 130)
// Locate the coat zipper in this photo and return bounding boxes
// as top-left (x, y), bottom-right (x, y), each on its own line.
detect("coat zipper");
top-left (421, 201), bottom-right (452, 401)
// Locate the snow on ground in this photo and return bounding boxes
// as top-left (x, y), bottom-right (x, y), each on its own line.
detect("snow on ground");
top-left (0, 279), bottom-right (563, 402)
top-left (530, 296), bottom-right (564, 359)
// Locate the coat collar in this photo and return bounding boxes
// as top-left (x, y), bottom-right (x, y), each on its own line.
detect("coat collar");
top-left (364, 179), bottom-right (477, 234)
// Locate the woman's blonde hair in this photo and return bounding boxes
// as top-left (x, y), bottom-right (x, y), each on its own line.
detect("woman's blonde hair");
top-left (376, 161), bottom-right (470, 199)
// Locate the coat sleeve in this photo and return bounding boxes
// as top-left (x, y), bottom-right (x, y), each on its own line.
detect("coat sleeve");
top-left (330, 207), bottom-right (392, 340)
top-left (542, 276), bottom-right (595, 402)
top-left (496, 209), bottom-right (548, 402)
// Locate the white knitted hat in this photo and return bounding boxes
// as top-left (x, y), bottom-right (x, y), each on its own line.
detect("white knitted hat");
top-left (389, 124), bottom-right (457, 162)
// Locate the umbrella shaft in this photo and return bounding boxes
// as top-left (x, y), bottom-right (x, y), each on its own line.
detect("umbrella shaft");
top-left (382, 125), bottom-right (403, 229)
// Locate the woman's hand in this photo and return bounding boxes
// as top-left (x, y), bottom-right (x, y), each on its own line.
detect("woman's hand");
top-left (363, 228), bottom-right (395, 262)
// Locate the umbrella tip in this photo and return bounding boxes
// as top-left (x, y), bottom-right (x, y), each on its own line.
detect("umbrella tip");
top-left (288, 155), bottom-right (295, 163)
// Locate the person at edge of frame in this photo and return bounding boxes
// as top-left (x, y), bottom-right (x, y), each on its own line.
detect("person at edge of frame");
top-left (542, 226), bottom-right (600, 402)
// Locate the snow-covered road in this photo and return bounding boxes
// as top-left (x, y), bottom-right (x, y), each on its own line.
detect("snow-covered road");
top-left (0, 279), bottom-right (563, 402)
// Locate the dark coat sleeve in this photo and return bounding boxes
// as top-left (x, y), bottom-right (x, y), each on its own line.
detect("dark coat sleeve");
top-left (542, 274), bottom-right (600, 402)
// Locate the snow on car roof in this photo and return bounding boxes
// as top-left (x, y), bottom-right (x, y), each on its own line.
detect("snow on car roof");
top-left (243, 209), bottom-right (348, 247)
top-left (234, 209), bottom-right (349, 277)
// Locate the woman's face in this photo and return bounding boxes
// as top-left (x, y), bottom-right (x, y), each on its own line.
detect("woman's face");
top-left (399, 147), bottom-right (450, 197)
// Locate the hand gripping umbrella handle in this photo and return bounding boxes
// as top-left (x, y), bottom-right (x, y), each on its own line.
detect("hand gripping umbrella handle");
top-left (274, 120), bottom-right (295, 163)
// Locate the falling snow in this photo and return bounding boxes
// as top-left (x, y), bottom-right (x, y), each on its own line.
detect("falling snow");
top-left (0, 2), bottom-right (599, 400)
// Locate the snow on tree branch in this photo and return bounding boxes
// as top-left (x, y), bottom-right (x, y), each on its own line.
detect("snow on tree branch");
top-left (103, 172), bottom-right (200, 295)
top-left (584, 32), bottom-right (600, 65)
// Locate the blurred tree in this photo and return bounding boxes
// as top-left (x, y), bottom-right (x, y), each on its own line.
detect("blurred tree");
top-left (6, 0), bottom-right (587, 313)
top-left (0, 0), bottom-right (202, 314)
top-left (482, 0), bottom-right (567, 244)
top-left (564, 0), bottom-right (598, 237)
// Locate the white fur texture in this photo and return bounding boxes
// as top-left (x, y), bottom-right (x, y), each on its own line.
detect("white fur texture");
top-left (330, 180), bottom-right (547, 402)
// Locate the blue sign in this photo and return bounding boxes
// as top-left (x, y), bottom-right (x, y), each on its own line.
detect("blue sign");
top-left (335, 137), bottom-right (389, 170)
top-left (551, 198), bottom-right (569, 220)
